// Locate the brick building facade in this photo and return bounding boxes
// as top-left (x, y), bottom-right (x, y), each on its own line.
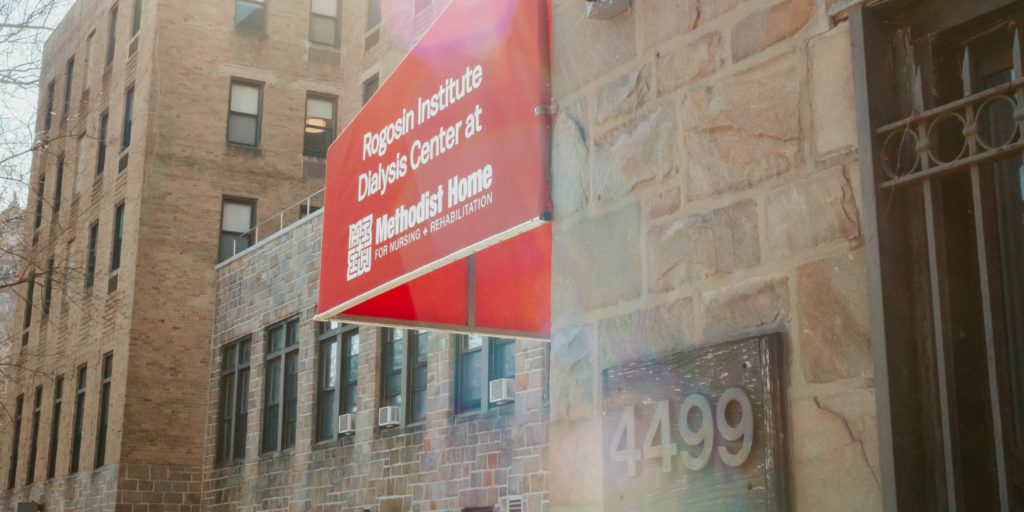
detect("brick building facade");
top-left (0, 0), bottom-right (413, 508)
top-left (2, 0), bottom-right (1023, 511)
top-left (208, 214), bottom-right (550, 512)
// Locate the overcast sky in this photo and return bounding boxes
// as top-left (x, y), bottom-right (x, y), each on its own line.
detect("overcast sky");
top-left (0, 0), bottom-right (72, 207)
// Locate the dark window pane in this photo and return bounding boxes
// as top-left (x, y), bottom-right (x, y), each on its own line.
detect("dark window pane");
top-left (342, 331), bottom-right (359, 413)
top-left (303, 129), bottom-right (332, 159)
top-left (86, 224), bottom-right (98, 288)
top-left (270, 326), bottom-right (284, 353)
top-left (227, 114), bottom-right (258, 146)
top-left (131, 0), bottom-right (142, 36)
top-left (63, 59), bottom-right (73, 119)
top-left (106, 6), bottom-right (117, 65)
top-left (97, 114), bottom-right (108, 175)
top-left (490, 339), bottom-right (515, 381)
top-left (239, 341), bottom-right (251, 365)
top-left (283, 353), bottom-right (298, 449)
top-left (218, 374), bottom-right (235, 462)
top-left (223, 345), bottom-right (236, 371)
top-left (233, 368), bottom-right (249, 460)
top-left (287, 320), bottom-right (299, 347)
top-left (122, 88), bottom-right (133, 150)
top-left (458, 337), bottom-right (483, 413)
top-left (266, 358), bottom-right (281, 403)
top-left (44, 82), bottom-right (54, 132)
top-left (54, 156), bottom-right (64, 213)
top-left (363, 76), bottom-right (379, 105)
top-left (318, 338), bottom-right (337, 442)
top-left (111, 203), bottom-right (124, 272)
top-left (262, 404), bottom-right (279, 453)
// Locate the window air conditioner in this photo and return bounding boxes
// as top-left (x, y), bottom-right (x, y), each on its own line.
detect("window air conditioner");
top-left (489, 378), bottom-right (516, 404)
top-left (378, 406), bottom-right (401, 428)
top-left (338, 413), bottom-right (356, 436)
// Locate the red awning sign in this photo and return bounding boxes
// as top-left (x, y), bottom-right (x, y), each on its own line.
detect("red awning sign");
top-left (316, 0), bottom-right (552, 337)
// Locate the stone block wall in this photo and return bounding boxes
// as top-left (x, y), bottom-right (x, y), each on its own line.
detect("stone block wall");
top-left (546, 0), bottom-right (878, 511)
top-left (206, 212), bottom-right (549, 512)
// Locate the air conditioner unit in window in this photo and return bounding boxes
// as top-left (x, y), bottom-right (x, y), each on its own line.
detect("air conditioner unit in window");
top-left (378, 406), bottom-right (401, 428)
top-left (489, 378), bottom-right (516, 404)
top-left (338, 413), bottom-right (356, 436)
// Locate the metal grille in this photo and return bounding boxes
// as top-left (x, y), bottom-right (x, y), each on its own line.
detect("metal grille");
top-left (870, 25), bottom-right (1024, 511)
top-left (875, 34), bottom-right (1024, 189)
top-left (507, 495), bottom-right (523, 512)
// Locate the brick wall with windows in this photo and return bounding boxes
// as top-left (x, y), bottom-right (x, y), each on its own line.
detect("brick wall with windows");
top-left (1, 0), bottom-right (429, 506)
top-left (207, 212), bottom-right (549, 512)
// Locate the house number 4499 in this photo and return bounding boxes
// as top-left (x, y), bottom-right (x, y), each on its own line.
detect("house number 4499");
top-left (609, 388), bottom-right (753, 476)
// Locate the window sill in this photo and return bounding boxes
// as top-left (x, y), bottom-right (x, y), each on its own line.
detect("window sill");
top-left (212, 459), bottom-right (245, 472)
top-left (226, 143), bottom-right (262, 157)
top-left (307, 40), bottom-right (340, 50)
top-left (454, 403), bottom-right (515, 422)
top-left (234, 27), bottom-right (269, 40)
top-left (257, 448), bottom-right (295, 461)
top-left (312, 436), bottom-right (356, 451)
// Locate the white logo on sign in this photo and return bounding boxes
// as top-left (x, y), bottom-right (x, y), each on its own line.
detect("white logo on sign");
top-left (347, 215), bottom-right (373, 281)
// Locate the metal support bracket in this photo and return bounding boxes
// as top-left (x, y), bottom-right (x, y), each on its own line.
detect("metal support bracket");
top-left (534, 104), bottom-right (556, 116)
top-left (586, 0), bottom-right (631, 20)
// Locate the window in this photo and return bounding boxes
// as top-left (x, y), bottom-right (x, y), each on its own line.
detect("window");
top-left (362, 74), bottom-right (379, 106)
top-left (227, 81), bottom-right (262, 147)
top-left (63, 58), bottom-right (74, 119)
top-left (378, 329), bottom-right (429, 425)
top-left (262, 318), bottom-right (299, 453)
top-left (455, 336), bottom-right (515, 413)
top-left (851, 3), bottom-right (1024, 508)
top-left (309, 0), bottom-right (340, 45)
top-left (54, 155), bottom-right (64, 213)
top-left (408, 330), bottom-right (428, 423)
top-left (217, 338), bottom-right (250, 463)
top-left (299, 204), bottom-right (321, 218)
top-left (42, 258), bottom-right (53, 317)
top-left (23, 272), bottom-right (35, 337)
top-left (26, 387), bottom-right (41, 485)
top-left (95, 353), bottom-right (112, 468)
top-left (106, 5), bottom-right (117, 66)
top-left (8, 395), bottom-right (22, 489)
top-left (47, 376), bottom-right (63, 479)
top-left (131, 0), bottom-right (142, 37)
top-left (33, 174), bottom-right (45, 232)
top-left (316, 323), bottom-right (359, 442)
top-left (44, 81), bottom-right (55, 132)
top-left (235, 0), bottom-right (266, 32)
top-left (85, 222), bottom-right (98, 289)
top-left (111, 202), bottom-right (124, 272)
top-left (97, 112), bottom-right (108, 176)
top-left (381, 328), bottom-right (403, 408)
top-left (415, 0), bottom-right (430, 14)
top-left (304, 93), bottom-right (336, 158)
top-left (84, 32), bottom-right (94, 92)
top-left (218, 199), bottom-right (255, 262)
top-left (69, 365), bottom-right (86, 473)
top-left (75, 136), bottom-right (86, 195)
top-left (122, 87), bottom-right (134, 151)
top-left (366, 0), bottom-right (381, 30)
